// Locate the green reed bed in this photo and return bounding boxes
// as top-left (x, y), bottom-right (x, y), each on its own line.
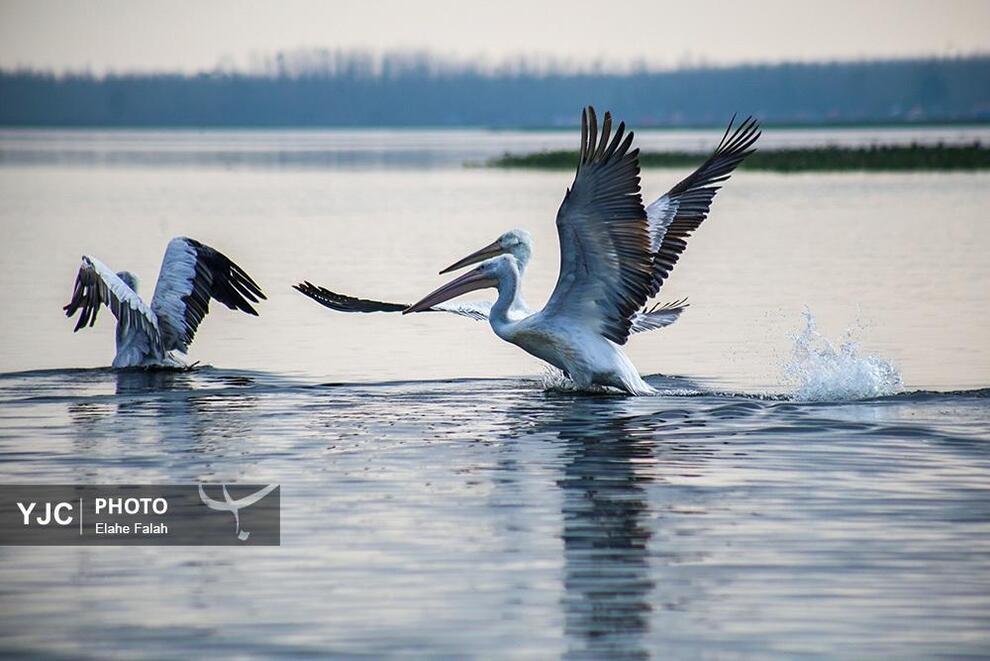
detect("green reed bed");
top-left (487, 142), bottom-right (990, 172)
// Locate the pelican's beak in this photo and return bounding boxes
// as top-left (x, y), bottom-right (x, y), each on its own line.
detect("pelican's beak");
top-left (403, 267), bottom-right (497, 314)
top-left (439, 239), bottom-right (504, 274)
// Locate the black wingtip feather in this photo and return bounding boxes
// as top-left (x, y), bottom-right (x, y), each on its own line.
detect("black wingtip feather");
top-left (162, 240), bottom-right (265, 350)
top-left (646, 115), bottom-right (761, 299)
top-left (294, 281), bottom-right (408, 314)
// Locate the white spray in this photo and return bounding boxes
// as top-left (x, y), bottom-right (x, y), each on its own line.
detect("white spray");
top-left (783, 309), bottom-right (902, 402)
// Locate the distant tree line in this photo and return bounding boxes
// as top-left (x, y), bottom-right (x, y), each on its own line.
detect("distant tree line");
top-left (1, 53), bottom-right (987, 127)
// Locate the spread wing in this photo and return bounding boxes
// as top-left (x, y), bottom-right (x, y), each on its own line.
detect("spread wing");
top-left (629, 298), bottom-right (688, 334)
top-left (63, 255), bottom-right (162, 350)
top-left (150, 237), bottom-right (266, 353)
top-left (646, 115), bottom-right (760, 297)
top-left (293, 281), bottom-right (490, 321)
top-left (541, 107), bottom-right (654, 345)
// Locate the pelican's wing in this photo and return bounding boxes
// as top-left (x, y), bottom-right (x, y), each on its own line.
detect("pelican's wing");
top-left (433, 300), bottom-right (492, 321)
top-left (541, 107), bottom-right (654, 345)
top-left (629, 298), bottom-right (688, 334)
top-left (150, 237), bottom-right (266, 352)
top-left (646, 116), bottom-right (760, 297)
top-left (294, 281), bottom-right (490, 321)
top-left (64, 256), bottom-right (162, 346)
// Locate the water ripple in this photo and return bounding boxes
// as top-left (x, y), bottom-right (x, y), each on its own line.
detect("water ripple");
top-left (0, 367), bottom-right (988, 657)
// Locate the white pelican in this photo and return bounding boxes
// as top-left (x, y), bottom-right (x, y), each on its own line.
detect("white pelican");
top-left (294, 229), bottom-right (688, 333)
top-left (64, 237), bottom-right (266, 368)
top-left (403, 107), bottom-right (760, 395)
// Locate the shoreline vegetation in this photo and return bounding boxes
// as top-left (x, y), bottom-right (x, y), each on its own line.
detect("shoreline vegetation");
top-left (486, 143), bottom-right (990, 172)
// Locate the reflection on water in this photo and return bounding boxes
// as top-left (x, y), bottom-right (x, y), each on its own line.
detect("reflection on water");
top-left (1, 368), bottom-right (987, 657)
top-left (554, 406), bottom-right (657, 660)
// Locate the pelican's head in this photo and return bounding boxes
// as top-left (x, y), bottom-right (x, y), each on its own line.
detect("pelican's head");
top-left (117, 271), bottom-right (139, 293)
top-left (440, 228), bottom-right (532, 274)
top-left (405, 255), bottom-right (516, 314)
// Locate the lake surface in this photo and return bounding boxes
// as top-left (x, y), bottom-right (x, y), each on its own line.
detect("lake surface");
top-left (3, 124), bottom-right (989, 170)
top-left (0, 127), bottom-right (988, 658)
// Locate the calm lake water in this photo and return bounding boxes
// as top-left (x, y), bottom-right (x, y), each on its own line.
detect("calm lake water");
top-left (0, 127), bottom-right (988, 658)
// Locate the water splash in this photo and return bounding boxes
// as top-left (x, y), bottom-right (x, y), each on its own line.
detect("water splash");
top-left (539, 366), bottom-right (704, 397)
top-left (538, 366), bottom-right (611, 394)
top-left (784, 309), bottom-right (902, 402)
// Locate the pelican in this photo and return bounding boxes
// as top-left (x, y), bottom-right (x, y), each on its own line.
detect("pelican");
top-left (64, 237), bottom-right (266, 368)
top-left (294, 229), bottom-right (688, 333)
top-left (403, 107), bottom-right (760, 395)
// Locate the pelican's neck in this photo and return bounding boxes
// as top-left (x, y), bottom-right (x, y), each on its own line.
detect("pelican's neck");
top-left (490, 262), bottom-right (524, 332)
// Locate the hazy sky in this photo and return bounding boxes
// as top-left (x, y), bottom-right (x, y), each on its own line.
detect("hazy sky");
top-left (1, 0), bottom-right (988, 73)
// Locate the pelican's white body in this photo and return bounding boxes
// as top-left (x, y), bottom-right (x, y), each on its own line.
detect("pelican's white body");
top-left (486, 257), bottom-right (655, 395)
top-left (112, 308), bottom-right (186, 368)
top-left (113, 319), bottom-right (172, 368)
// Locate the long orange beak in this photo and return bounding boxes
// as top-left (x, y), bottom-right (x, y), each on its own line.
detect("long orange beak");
top-left (403, 267), bottom-right (498, 314)
top-left (439, 239), bottom-right (504, 274)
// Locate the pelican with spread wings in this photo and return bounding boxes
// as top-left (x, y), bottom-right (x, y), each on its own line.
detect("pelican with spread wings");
top-left (64, 237), bottom-right (266, 368)
top-left (403, 107), bottom-right (759, 394)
